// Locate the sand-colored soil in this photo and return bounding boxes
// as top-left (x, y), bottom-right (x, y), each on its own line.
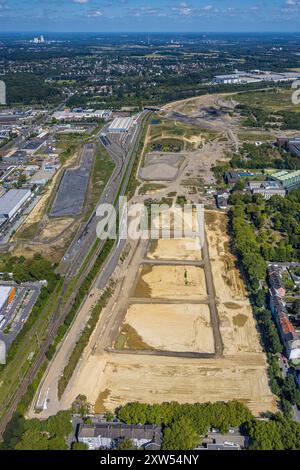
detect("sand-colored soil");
top-left (151, 206), bottom-right (200, 237)
top-left (39, 218), bottom-right (74, 241)
top-left (62, 210), bottom-right (276, 417)
top-left (205, 210), bottom-right (263, 355)
top-left (123, 303), bottom-right (214, 353)
top-left (133, 265), bottom-right (207, 300)
top-left (147, 238), bottom-right (202, 261)
top-left (63, 353), bottom-right (276, 416)
top-left (162, 92), bottom-right (236, 118)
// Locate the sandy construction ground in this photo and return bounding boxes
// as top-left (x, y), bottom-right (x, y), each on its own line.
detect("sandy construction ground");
top-left (162, 92), bottom-right (236, 118)
top-left (134, 265), bottom-right (207, 300)
top-left (62, 211), bottom-right (276, 417)
top-left (39, 218), bottom-right (75, 241)
top-left (147, 238), bottom-right (202, 261)
top-left (205, 210), bottom-right (263, 355)
top-left (123, 303), bottom-right (214, 353)
top-left (63, 352), bottom-right (276, 416)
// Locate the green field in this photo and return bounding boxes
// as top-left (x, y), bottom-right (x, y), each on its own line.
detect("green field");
top-left (234, 88), bottom-right (300, 113)
top-left (147, 118), bottom-right (218, 152)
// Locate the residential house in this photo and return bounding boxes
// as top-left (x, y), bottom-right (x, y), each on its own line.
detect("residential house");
top-left (77, 423), bottom-right (162, 450)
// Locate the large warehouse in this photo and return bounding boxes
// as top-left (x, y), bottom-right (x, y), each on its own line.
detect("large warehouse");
top-left (0, 286), bottom-right (15, 314)
top-left (271, 170), bottom-right (300, 190)
top-left (0, 189), bottom-right (31, 220)
top-left (108, 116), bottom-right (134, 133)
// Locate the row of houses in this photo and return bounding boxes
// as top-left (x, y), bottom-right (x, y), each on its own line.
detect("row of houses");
top-left (77, 423), bottom-right (162, 450)
top-left (268, 266), bottom-right (300, 361)
top-left (76, 422), bottom-right (245, 451)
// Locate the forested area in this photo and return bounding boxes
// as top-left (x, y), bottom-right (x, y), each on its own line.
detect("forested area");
top-left (238, 103), bottom-right (300, 131)
top-left (230, 190), bottom-right (300, 277)
top-left (0, 253), bottom-right (58, 287)
top-left (230, 143), bottom-right (300, 171)
top-left (230, 191), bottom-right (300, 417)
top-left (0, 411), bottom-right (72, 450)
top-left (117, 401), bottom-right (300, 450)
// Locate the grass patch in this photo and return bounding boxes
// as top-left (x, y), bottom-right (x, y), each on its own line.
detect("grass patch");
top-left (115, 324), bottom-right (153, 351)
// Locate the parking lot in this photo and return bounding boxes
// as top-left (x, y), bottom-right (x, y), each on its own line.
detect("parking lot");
top-left (50, 144), bottom-right (94, 218)
top-left (0, 282), bottom-right (41, 349)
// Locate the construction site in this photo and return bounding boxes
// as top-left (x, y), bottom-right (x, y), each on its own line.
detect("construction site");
top-left (56, 209), bottom-right (276, 417)
top-left (29, 93), bottom-right (277, 420)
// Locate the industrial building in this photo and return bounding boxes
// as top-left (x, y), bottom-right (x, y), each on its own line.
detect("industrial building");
top-left (288, 139), bottom-right (300, 158)
top-left (214, 70), bottom-right (300, 85)
top-left (0, 286), bottom-right (15, 314)
top-left (0, 189), bottom-right (31, 220)
top-left (248, 181), bottom-right (286, 200)
top-left (53, 109), bottom-right (112, 122)
top-left (29, 165), bottom-right (57, 186)
top-left (270, 170), bottom-right (300, 191)
top-left (108, 116), bottom-right (134, 133)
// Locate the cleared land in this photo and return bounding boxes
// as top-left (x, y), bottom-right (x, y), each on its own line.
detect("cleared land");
top-left (120, 303), bottom-right (214, 353)
top-left (205, 210), bottom-right (263, 355)
top-left (133, 265), bottom-right (207, 301)
top-left (147, 238), bottom-right (202, 261)
top-left (146, 118), bottom-right (214, 152)
top-left (64, 352), bottom-right (275, 416)
top-left (63, 208), bottom-right (276, 417)
top-left (139, 152), bottom-right (184, 181)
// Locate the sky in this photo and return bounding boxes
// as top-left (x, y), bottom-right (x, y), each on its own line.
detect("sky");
top-left (0, 0), bottom-right (300, 33)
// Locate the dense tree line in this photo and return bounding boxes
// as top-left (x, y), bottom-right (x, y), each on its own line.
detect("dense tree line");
top-left (0, 253), bottom-right (58, 288)
top-left (230, 143), bottom-right (300, 171)
top-left (246, 414), bottom-right (300, 450)
top-left (0, 411), bottom-right (72, 450)
top-left (118, 401), bottom-right (252, 450)
top-left (117, 400), bottom-right (300, 450)
top-left (230, 191), bottom-right (300, 268)
top-left (230, 192), bottom-right (300, 418)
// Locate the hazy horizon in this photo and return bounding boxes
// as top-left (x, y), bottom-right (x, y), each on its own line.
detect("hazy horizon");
top-left (0, 1), bottom-right (299, 33)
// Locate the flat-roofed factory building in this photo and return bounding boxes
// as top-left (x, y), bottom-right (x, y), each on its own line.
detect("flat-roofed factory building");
top-left (271, 170), bottom-right (300, 191)
top-left (0, 189), bottom-right (31, 220)
top-left (108, 116), bottom-right (135, 133)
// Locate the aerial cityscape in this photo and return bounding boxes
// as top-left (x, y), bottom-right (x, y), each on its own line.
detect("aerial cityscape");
top-left (0, 0), bottom-right (300, 458)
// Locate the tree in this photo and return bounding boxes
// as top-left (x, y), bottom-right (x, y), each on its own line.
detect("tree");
top-left (116, 438), bottom-right (136, 450)
top-left (255, 289), bottom-right (266, 308)
top-left (72, 442), bottom-right (89, 450)
top-left (292, 299), bottom-right (300, 318)
top-left (105, 412), bottom-right (114, 423)
top-left (163, 417), bottom-right (199, 450)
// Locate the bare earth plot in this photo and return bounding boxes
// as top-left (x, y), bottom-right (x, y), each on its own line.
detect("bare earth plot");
top-left (62, 211), bottom-right (277, 416)
top-left (147, 238), bottom-right (202, 261)
top-left (122, 303), bottom-right (214, 353)
top-left (205, 210), bottom-right (262, 355)
top-left (133, 264), bottom-right (207, 301)
top-left (139, 153), bottom-right (184, 182)
top-left (66, 353), bottom-right (275, 416)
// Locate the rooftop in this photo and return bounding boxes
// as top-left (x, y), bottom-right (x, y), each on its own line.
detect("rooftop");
top-left (78, 423), bottom-right (162, 446)
top-left (0, 189), bottom-right (31, 215)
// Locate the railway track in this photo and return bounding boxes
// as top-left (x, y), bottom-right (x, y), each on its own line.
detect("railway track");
top-left (0, 112), bottom-right (150, 438)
